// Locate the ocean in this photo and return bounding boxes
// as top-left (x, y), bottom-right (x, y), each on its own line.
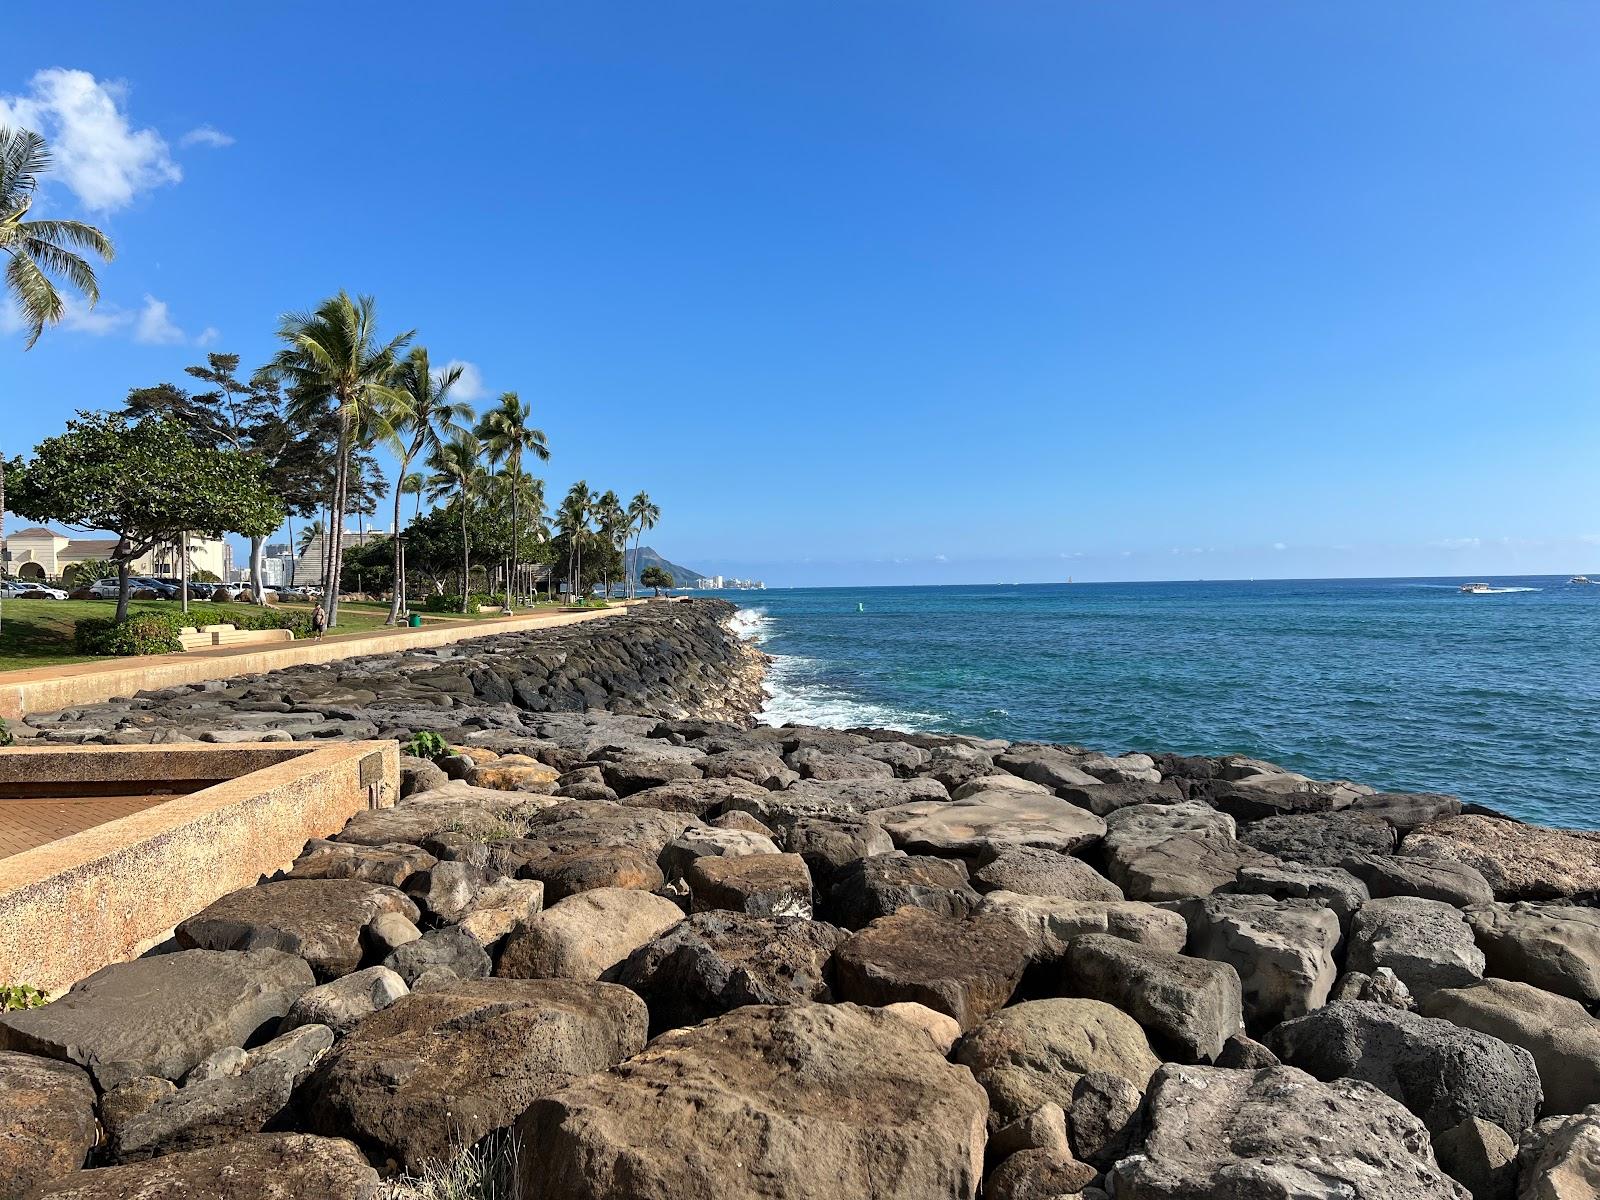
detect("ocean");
top-left (718, 577), bottom-right (1600, 830)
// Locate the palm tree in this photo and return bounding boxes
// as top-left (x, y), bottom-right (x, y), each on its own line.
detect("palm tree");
top-left (385, 349), bottom-right (472, 623)
top-left (595, 490), bottom-right (625, 599)
top-left (426, 431), bottom-right (487, 614)
top-left (626, 491), bottom-right (661, 599)
top-left (269, 292), bottom-right (412, 627)
top-left (401, 471), bottom-right (427, 523)
top-left (297, 518), bottom-right (325, 558)
top-left (1, 127), bottom-right (114, 349)
top-left (475, 392), bottom-right (550, 610)
top-left (557, 481), bottom-right (593, 601)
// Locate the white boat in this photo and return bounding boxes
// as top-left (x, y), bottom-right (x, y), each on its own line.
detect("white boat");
top-left (1570, 576), bottom-right (1593, 585)
top-left (1460, 582), bottom-right (1492, 594)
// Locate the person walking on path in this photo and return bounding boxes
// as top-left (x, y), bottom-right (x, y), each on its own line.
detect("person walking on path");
top-left (311, 604), bottom-right (328, 640)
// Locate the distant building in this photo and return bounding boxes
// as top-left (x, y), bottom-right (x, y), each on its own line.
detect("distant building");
top-left (292, 529), bottom-right (387, 587)
top-left (1, 526), bottom-right (232, 583)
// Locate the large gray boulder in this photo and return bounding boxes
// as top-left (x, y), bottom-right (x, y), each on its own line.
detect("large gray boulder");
top-left (970, 846), bottom-right (1123, 900)
top-left (1109, 1064), bottom-right (1471, 1199)
top-left (783, 815), bottom-right (895, 888)
top-left (1268, 1001), bottom-right (1543, 1137)
top-left (29, 1134), bottom-right (380, 1200)
top-left (281, 966), bottom-right (409, 1036)
top-left (831, 907), bottom-right (1029, 1030)
top-left (1064, 933), bottom-right (1244, 1062)
top-left (1517, 1105), bottom-right (1600, 1200)
top-left (0, 949), bottom-right (313, 1089)
top-left (1231, 860), bottom-right (1370, 931)
top-left (0, 1052), bottom-right (96, 1198)
top-left (519, 1003), bottom-right (988, 1200)
top-left (1184, 893), bottom-right (1341, 1023)
top-left (175, 879), bottom-right (421, 980)
top-left (1341, 852), bottom-right (1495, 907)
top-left (1432, 1117), bottom-right (1518, 1200)
top-left (1465, 902), bottom-right (1600, 1004)
top-left (1239, 810), bottom-right (1397, 865)
top-left (305, 977), bottom-right (646, 1174)
top-left (823, 852), bottom-right (981, 929)
top-left (877, 791), bottom-right (1106, 857)
top-left (1348, 895), bottom-right (1486, 999)
top-left (1422, 978), bottom-right (1600, 1115)
top-left (1100, 803), bottom-right (1268, 900)
top-left (615, 911), bottom-right (848, 1034)
top-left (974, 891), bottom-right (1187, 962)
top-left (995, 745), bottom-right (1102, 791)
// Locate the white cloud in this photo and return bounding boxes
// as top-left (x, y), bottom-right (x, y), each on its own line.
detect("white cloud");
top-left (933, 553), bottom-right (948, 563)
top-left (439, 359), bottom-right (486, 402)
top-left (1273, 542), bottom-right (1287, 551)
top-left (133, 295), bottom-right (185, 344)
top-left (179, 125), bottom-right (233, 149)
top-left (1432, 537), bottom-right (1481, 551)
top-left (59, 296), bottom-right (132, 335)
top-left (0, 69), bottom-right (180, 211)
top-left (196, 326), bottom-right (221, 347)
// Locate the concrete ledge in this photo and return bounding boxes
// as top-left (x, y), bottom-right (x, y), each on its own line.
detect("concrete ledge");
top-left (0, 741), bottom-right (398, 992)
top-left (0, 605), bottom-right (633, 720)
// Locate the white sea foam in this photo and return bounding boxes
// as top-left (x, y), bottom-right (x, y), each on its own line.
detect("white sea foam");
top-left (728, 605), bottom-right (772, 642)
top-left (757, 653), bottom-right (941, 731)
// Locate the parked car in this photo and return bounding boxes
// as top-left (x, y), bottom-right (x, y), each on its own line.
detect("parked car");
top-left (86, 576), bottom-right (177, 600)
top-left (0, 579), bottom-right (67, 599)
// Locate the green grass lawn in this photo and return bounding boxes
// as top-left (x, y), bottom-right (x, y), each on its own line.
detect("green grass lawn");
top-left (1, 598), bottom-right (399, 672)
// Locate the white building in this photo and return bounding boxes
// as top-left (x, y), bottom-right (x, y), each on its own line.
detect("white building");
top-left (292, 529), bottom-right (387, 587)
top-left (1, 526), bottom-right (233, 583)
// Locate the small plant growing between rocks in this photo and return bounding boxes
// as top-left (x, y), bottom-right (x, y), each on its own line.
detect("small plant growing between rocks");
top-left (403, 730), bottom-right (452, 761)
top-left (378, 1131), bottom-right (522, 1200)
top-left (0, 717), bottom-right (12, 747)
top-left (0, 983), bottom-right (48, 1012)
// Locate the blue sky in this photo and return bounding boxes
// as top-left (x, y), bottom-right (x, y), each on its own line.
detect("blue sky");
top-left (4, 3), bottom-right (1600, 586)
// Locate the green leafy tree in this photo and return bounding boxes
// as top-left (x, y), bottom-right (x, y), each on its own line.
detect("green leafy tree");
top-left (269, 291), bottom-right (412, 627)
top-left (1, 127), bottom-right (114, 349)
top-left (63, 558), bottom-right (116, 586)
top-left (475, 392), bottom-right (550, 610)
top-left (386, 349), bottom-right (472, 622)
top-left (6, 413), bottom-right (284, 620)
top-left (426, 431), bottom-right (488, 613)
top-left (626, 491), bottom-right (660, 599)
top-left (640, 565), bottom-right (674, 597)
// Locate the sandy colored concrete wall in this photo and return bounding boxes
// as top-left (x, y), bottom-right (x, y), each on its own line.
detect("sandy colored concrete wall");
top-left (0, 740), bottom-right (397, 992)
top-left (0, 605), bottom-right (632, 721)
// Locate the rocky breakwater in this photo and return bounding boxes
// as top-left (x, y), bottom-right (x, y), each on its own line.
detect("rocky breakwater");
top-left (1, 718), bottom-right (1599, 1196)
top-left (8, 599), bottom-right (767, 744)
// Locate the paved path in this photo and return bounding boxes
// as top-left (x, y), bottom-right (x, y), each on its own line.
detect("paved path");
top-left (0, 795), bottom-right (172, 858)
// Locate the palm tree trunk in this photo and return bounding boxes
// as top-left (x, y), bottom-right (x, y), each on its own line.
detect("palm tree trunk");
top-left (180, 532), bottom-right (190, 615)
top-left (509, 465), bottom-right (521, 610)
top-left (460, 501), bottom-right (471, 615)
top-left (387, 462), bottom-right (406, 625)
top-left (326, 427), bottom-right (351, 628)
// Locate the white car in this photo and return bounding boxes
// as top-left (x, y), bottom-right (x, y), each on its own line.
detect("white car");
top-left (0, 579), bottom-right (67, 599)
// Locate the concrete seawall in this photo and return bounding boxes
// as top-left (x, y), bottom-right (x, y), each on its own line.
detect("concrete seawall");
top-left (0, 605), bottom-right (633, 721)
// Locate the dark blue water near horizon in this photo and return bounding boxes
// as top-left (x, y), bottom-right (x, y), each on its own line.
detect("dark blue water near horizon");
top-left (717, 577), bottom-right (1600, 830)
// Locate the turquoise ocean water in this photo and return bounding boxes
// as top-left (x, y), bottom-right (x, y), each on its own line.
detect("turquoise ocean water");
top-left (719, 578), bottom-right (1600, 829)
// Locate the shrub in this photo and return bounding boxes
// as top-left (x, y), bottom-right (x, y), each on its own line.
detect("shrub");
top-left (0, 984), bottom-right (48, 1013)
top-left (0, 718), bottom-right (12, 748)
top-left (422, 592), bottom-right (498, 613)
top-left (377, 1131), bottom-right (520, 1199)
top-left (402, 730), bottom-right (451, 761)
top-left (74, 603), bottom-right (311, 656)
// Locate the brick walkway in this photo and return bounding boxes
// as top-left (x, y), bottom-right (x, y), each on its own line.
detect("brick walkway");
top-left (0, 796), bottom-right (172, 858)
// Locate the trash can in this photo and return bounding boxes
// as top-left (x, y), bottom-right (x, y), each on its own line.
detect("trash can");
top-left (408, 613), bottom-right (422, 628)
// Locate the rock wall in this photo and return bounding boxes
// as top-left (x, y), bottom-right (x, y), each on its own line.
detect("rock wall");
top-left (3, 605), bottom-right (1600, 1198)
top-left (11, 599), bottom-right (768, 746)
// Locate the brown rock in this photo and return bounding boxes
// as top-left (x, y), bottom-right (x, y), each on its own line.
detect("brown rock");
top-left (832, 907), bottom-right (1028, 1030)
top-left (0, 1051), bottom-right (96, 1198)
top-left (1404, 815), bottom-right (1600, 900)
top-left (29, 1133), bottom-right (380, 1199)
top-left (496, 887), bottom-right (684, 980)
top-left (520, 1003), bottom-right (988, 1200)
top-left (304, 977), bottom-right (645, 1174)
top-left (984, 1148), bottom-right (1097, 1200)
top-left (684, 852), bottom-right (813, 918)
top-left (175, 879), bottom-right (420, 980)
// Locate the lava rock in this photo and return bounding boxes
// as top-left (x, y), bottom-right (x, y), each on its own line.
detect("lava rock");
top-left (824, 852), bottom-right (981, 929)
top-left (683, 851), bottom-right (813, 918)
top-left (496, 887), bottom-right (685, 980)
top-left (1347, 895), bottom-right (1486, 999)
top-left (1065, 933), bottom-right (1244, 1062)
